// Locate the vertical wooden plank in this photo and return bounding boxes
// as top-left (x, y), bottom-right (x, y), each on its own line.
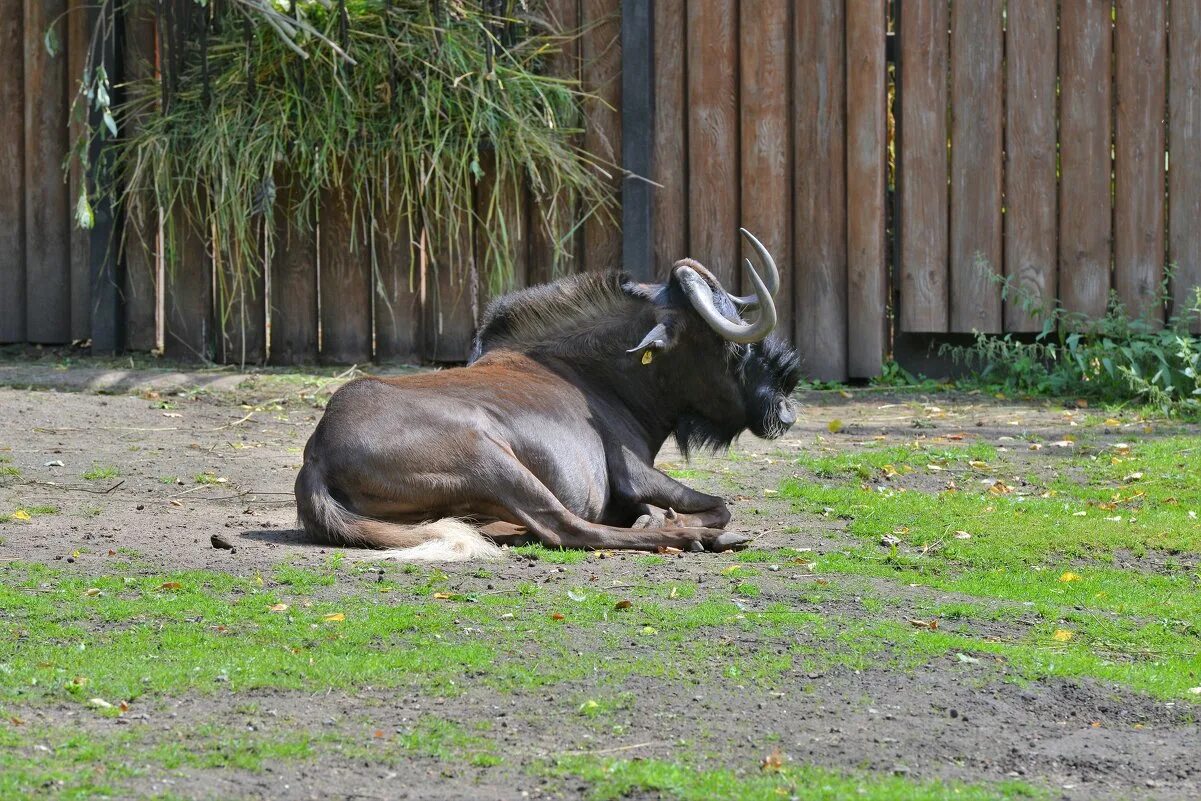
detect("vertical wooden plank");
top-left (652, 0), bottom-right (686, 281)
top-left (528, 0), bottom-right (580, 284)
top-left (475, 150), bottom-right (527, 309)
top-left (1114, 0), bottom-right (1167, 323)
top-left (67, 0), bottom-right (89, 341)
top-left (122, 4), bottom-right (159, 352)
top-left (374, 211), bottom-right (421, 363)
top-left (897, 0), bottom-right (948, 332)
top-left (24, 0), bottom-right (71, 343)
top-left (740, 0), bottom-right (793, 343)
top-left (1170, 0), bottom-right (1201, 332)
top-left (580, 0), bottom-right (621, 272)
top-left (318, 186), bottom-right (372, 363)
top-left (422, 222), bottom-right (476, 362)
top-left (621, 0), bottom-right (653, 280)
top-left (268, 179), bottom-right (318, 364)
top-left (686, 0), bottom-right (739, 290)
top-left (845, 0), bottom-right (887, 376)
top-left (1059, 0), bottom-right (1112, 320)
top-left (1004, 0), bottom-right (1057, 331)
top-left (949, 0), bottom-right (1003, 333)
top-left (0, 0), bottom-right (25, 342)
top-left (164, 205), bottom-right (212, 360)
top-left (86, 0), bottom-right (120, 354)
top-left (795, 0), bottom-right (847, 381)
top-left (215, 230), bottom-right (266, 366)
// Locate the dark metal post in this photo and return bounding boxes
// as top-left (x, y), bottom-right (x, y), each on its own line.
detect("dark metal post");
top-left (621, 0), bottom-right (653, 280)
top-left (89, 0), bottom-right (123, 353)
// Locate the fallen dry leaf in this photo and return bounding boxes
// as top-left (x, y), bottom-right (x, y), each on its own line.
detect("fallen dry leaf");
top-left (614, 600), bottom-right (632, 610)
top-left (323, 612), bottom-right (345, 622)
top-left (118, 700), bottom-right (129, 713)
top-left (761, 747), bottom-right (786, 772)
top-left (827, 419), bottom-right (844, 434)
top-left (1058, 572), bottom-right (1082, 583)
top-left (954, 531), bottom-right (971, 540)
top-left (550, 612), bottom-right (566, 621)
top-left (908, 618), bottom-right (939, 630)
top-left (84, 588), bottom-right (101, 597)
top-left (12, 509), bottom-right (30, 521)
top-left (1052, 629), bottom-right (1074, 642)
top-left (268, 603), bottom-right (289, 613)
top-left (432, 592), bottom-right (454, 600)
top-left (988, 481), bottom-right (1013, 495)
top-left (159, 582), bottom-right (182, 590)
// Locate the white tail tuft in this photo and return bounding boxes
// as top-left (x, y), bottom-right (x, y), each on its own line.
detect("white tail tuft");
top-left (352, 518), bottom-right (503, 563)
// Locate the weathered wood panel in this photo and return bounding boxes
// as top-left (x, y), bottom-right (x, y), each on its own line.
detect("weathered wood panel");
top-left (1170, 0), bottom-right (1201, 332)
top-left (1114, 0), bottom-right (1167, 323)
top-left (475, 151), bottom-right (528, 311)
top-left (0, 0), bottom-right (25, 342)
top-left (374, 210), bottom-right (421, 363)
top-left (122, 5), bottom-right (160, 352)
top-left (67, 0), bottom-right (90, 341)
top-left (897, 0), bottom-right (948, 332)
top-left (949, 0), bottom-right (1003, 333)
top-left (528, 0), bottom-right (580, 284)
top-left (580, 0), bottom-right (621, 272)
top-left (1004, 0), bottom-right (1057, 331)
top-left (422, 223), bottom-right (476, 362)
top-left (687, 0), bottom-right (739, 290)
top-left (845, 0), bottom-right (887, 377)
top-left (318, 186), bottom-right (372, 363)
top-left (794, 0), bottom-right (847, 380)
top-left (164, 205), bottom-right (212, 360)
top-left (1059, 0), bottom-right (1113, 320)
top-left (651, 0), bottom-right (686, 281)
top-left (268, 180), bottom-right (317, 365)
top-left (740, 0), bottom-right (793, 346)
top-left (215, 227), bottom-right (266, 366)
top-left (23, 0), bottom-right (71, 343)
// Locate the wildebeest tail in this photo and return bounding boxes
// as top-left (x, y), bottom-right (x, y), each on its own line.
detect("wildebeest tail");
top-left (294, 464), bottom-right (501, 562)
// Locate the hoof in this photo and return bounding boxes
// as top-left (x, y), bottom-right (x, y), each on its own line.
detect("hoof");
top-left (711, 532), bottom-right (751, 552)
top-left (687, 539), bottom-right (705, 553)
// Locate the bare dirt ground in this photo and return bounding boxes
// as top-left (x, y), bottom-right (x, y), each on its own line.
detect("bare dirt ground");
top-left (1, 364), bottom-right (1199, 800)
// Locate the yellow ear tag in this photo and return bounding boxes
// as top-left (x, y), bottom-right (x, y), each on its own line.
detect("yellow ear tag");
top-left (641, 350), bottom-right (654, 365)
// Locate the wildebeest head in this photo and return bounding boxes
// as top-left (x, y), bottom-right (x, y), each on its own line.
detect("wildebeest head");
top-left (626, 230), bottom-right (801, 453)
top-left (471, 229), bottom-right (801, 455)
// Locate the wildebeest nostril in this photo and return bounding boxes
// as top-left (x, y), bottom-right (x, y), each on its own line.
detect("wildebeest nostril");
top-left (778, 399), bottom-right (796, 426)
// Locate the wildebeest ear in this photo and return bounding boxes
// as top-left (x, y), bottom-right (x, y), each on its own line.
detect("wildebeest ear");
top-left (627, 321), bottom-right (673, 364)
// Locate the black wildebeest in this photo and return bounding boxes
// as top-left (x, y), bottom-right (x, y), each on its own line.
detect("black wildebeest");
top-left (295, 229), bottom-right (801, 560)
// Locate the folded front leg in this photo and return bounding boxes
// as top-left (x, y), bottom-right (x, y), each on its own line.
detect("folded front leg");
top-left (609, 453), bottom-right (732, 529)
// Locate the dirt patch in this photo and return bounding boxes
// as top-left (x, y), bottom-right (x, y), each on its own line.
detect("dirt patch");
top-left (16, 671), bottom-right (1199, 801)
top-left (2, 375), bottom-right (1200, 800)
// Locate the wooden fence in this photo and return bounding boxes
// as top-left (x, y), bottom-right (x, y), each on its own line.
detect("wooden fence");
top-left (2, 1), bottom-right (1201, 379)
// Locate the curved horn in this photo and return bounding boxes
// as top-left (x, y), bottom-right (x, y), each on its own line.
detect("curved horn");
top-left (728, 229), bottom-right (780, 308)
top-left (677, 261), bottom-right (777, 344)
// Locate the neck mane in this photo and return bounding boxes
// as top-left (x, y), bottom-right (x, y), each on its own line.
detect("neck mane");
top-left (470, 272), bottom-right (656, 361)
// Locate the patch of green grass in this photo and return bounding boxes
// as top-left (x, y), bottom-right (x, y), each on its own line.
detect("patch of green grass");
top-left (272, 564), bottom-right (336, 593)
top-left (0, 714), bottom-right (500, 799)
top-left (157, 475), bottom-right (180, 484)
top-left (81, 465), bottom-right (119, 481)
top-left (1, 505), bottom-right (58, 523)
top-left (549, 756), bottom-right (1043, 801)
top-left (795, 443), bottom-right (998, 480)
top-left (635, 554), bottom-right (668, 567)
top-left (734, 582), bottom-right (760, 598)
top-left (511, 543), bottom-right (589, 564)
top-left (660, 467), bottom-right (708, 480)
top-left (193, 472), bottom-right (225, 485)
top-left (0, 465), bottom-right (20, 478)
